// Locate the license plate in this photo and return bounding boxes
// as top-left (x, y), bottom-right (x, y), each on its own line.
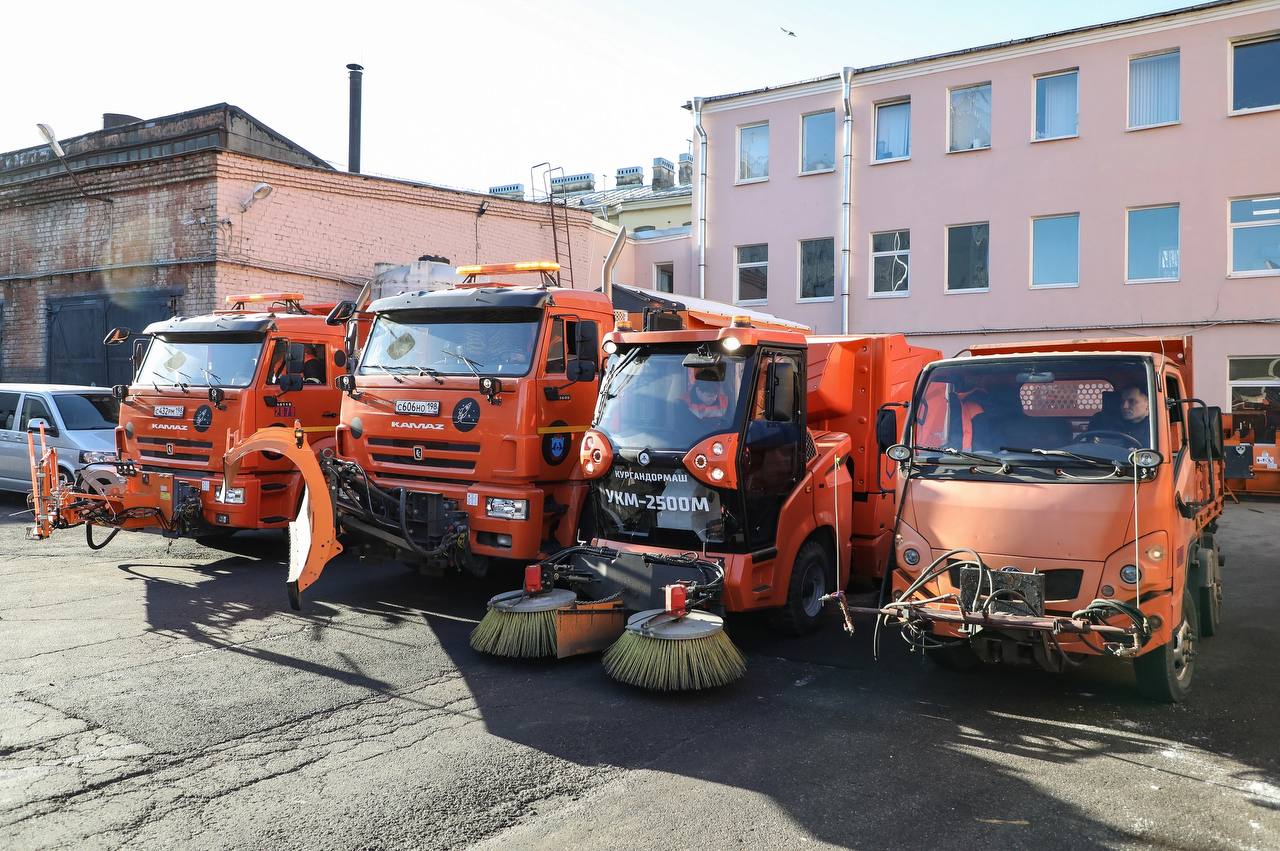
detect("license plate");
top-left (394, 400), bottom-right (439, 415)
top-left (153, 405), bottom-right (185, 418)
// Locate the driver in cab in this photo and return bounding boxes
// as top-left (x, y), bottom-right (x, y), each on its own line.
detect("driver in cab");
top-left (1117, 384), bottom-right (1151, 444)
top-left (690, 372), bottom-right (729, 422)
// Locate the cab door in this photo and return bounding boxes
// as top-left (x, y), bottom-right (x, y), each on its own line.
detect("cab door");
top-left (740, 349), bottom-right (805, 550)
top-left (260, 339), bottom-right (339, 435)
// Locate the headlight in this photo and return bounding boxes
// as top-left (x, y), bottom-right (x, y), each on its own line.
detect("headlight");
top-left (80, 451), bottom-right (117, 464)
top-left (903, 547), bottom-right (921, 566)
top-left (485, 497), bottom-right (528, 520)
top-left (217, 486), bottom-right (246, 504)
top-left (722, 336), bottom-right (742, 352)
top-left (602, 340), bottom-right (618, 354)
top-left (1119, 564), bottom-right (1141, 585)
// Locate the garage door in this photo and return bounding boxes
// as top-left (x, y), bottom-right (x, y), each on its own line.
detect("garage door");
top-left (47, 292), bottom-right (175, 386)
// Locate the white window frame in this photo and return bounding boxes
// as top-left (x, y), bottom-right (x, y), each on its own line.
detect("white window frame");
top-left (1125, 203), bottom-right (1181, 285)
top-left (735, 244), bottom-right (769, 305)
top-left (869, 229), bottom-right (910, 299)
top-left (871, 98), bottom-right (911, 164)
top-left (944, 222), bottom-right (991, 294)
top-left (799, 110), bottom-right (837, 176)
top-left (735, 121), bottom-right (770, 184)
top-left (946, 82), bottom-right (993, 154)
top-left (1029, 213), bottom-right (1081, 289)
top-left (1032, 68), bottom-right (1079, 142)
top-left (1229, 31), bottom-right (1280, 117)
top-left (796, 237), bottom-right (835, 302)
top-left (1126, 48), bottom-right (1181, 131)
top-left (653, 261), bottom-right (675, 293)
top-left (1227, 356), bottom-right (1280, 442)
top-left (1228, 194), bottom-right (1280, 279)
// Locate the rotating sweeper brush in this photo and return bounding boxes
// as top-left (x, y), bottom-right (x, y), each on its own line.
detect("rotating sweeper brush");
top-left (602, 583), bottom-right (746, 691)
top-left (470, 564), bottom-right (626, 659)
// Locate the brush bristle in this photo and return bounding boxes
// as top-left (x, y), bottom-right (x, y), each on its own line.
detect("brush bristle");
top-left (470, 607), bottom-right (558, 658)
top-left (602, 629), bottom-right (746, 691)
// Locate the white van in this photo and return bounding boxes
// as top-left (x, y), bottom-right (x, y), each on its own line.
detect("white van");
top-left (0, 384), bottom-right (119, 492)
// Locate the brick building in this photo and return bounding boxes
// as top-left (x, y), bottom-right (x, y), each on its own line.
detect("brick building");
top-left (0, 104), bottom-right (609, 385)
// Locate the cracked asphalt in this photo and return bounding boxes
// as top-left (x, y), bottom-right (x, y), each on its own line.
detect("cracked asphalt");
top-left (2, 494), bottom-right (1278, 850)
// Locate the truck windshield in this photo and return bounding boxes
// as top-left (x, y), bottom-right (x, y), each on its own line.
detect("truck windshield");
top-left (596, 345), bottom-right (750, 452)
top-left (911, 355), bottom-right (1155, 468)
top-left (360, 308), bottom-right (541, 377)
top-left (135, 337), bottom-right (265, 388)
top-left (54, 394), bottom-right (119, 430)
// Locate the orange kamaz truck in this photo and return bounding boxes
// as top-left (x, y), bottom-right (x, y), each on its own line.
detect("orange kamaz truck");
top-left (28, 293), bottom-right (348, 545)
top-left (870, 337), bottom-right (1224, 701)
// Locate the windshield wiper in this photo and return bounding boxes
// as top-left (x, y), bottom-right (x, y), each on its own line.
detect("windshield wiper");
top-left (362, 364), bottom-right (405, 383)
top-left (439, 349), bottom-right (484, 377)
top-left (201, 366), bottom-right (224, 386)
top-left (912, 445), bottom-right (1011, 471)
top-left (1001, 446), bottom-right (1124, 474)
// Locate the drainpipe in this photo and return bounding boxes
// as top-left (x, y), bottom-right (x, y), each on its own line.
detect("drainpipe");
top-left (602, 225), bottom-right (628, 300)
top-left (839, 67), bottom-right (854, 335)
top-left (693, 97), bottom-right (708, 300)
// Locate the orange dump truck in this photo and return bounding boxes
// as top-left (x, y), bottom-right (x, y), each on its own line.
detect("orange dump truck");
top-left (526, 321), bottom-right (939, 636)
top-left (28, 294), bottom-right (348, 544)
top-left (867, 337), bottom-right (1224, 701)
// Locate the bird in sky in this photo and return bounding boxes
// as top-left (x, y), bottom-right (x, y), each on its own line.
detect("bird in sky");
top-left (780, 26), bottom-right (796, 37)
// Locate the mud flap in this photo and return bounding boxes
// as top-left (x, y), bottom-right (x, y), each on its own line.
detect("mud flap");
top-left (224, 425), bottom-right (343, 609)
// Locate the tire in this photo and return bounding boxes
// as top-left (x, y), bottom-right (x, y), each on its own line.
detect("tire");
top-left (770, 540), bottom-right (830, 636)
top-left (925, 641), bottom-right (981, 671)
top-left (1134, 588), bottom-right (1198, 703)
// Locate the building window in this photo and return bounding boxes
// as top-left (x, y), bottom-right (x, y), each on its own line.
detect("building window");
top-left (1232, 34), bottom-right (1280, 112)
top-left (871, 230), bottom-right (910, 296)
top-left (799, 238), bottom-right (834, 300)
top-left (737, 122), bottom-right (769, 182)
top-left (946, 223), bottom-right (989, 291)
top-left (1031, 214), bottom-right (1080, 287)
top-left (1230, 196), bottom-right (1280, 275)
top-left (1229, 356), bottom-right (1280, 444)
top-left (654, 262), bottom-right (674, 293)
top-left (1127, 205), bottom-right (1180, 282)
top-left (874, 100), bottom-right (911, 161)
top-left (736, 244), bottom-right (768, 303)
top-left (1129, 50), bottom-right (1180, 128)
top-left (1035, 70), bottom-right (1078, 140)
top-left (801, 110), bottom-right (836, 173)
top-left (949, 83), bottom-right (992, 151)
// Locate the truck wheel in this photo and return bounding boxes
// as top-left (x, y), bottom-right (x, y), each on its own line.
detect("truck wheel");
top-left (770, 540), bottom-right (829, 636)
top-left (1134, 589), bottom-right (1198, 703)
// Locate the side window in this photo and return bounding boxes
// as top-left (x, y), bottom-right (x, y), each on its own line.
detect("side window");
top-left (546, 318), bottom-right (566, 374)
top-left (0, 391), bottom-right (19, 431)
top-left (1166, 374), bottom-right (1184, 449)
top-left (20, 395), bottom-right (54, 429)
top-left (301, 343), bottom-right (326, 385)
top-left (266, 340), bottom-right (288, 384)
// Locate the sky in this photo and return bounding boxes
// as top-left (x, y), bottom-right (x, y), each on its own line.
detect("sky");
top-left (2, 0), bottom-right (1199, 195)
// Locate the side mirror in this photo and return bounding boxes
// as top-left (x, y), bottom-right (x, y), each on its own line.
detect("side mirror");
top-left (764, 361), bottom-right (796, 423)
top-left (325, 300), bottom-right (357, 326)
top-left (336, 373), bottom-right (357, 394)
top-left (1187, 406), bottom-right (1224, 462)
top-left (27, 417), bottom-right (56, 437)
top-left (572, 321), bottom-right (600, 381)
top-left (275, 373), bottom-right (304, 394)
top-left (286, 343), bottom-right (306, 375)
top-left (131, 338), bottom-right (148, 372)
top-left (103, 327), bottom-right (130, 346)
top-left (875, 407), bottom-right (899, 450)
top-left (112, 384), bottom-right (129, 402)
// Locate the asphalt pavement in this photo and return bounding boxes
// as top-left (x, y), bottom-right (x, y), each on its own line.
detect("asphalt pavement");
top-left (1, 493), bottom-right (1277, 850)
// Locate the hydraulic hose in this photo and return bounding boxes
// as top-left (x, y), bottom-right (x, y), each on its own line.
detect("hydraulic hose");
top-left (85, 523), bottom-right (121, 551)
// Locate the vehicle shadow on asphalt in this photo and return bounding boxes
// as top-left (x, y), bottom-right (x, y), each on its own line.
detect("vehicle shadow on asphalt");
top-left (88, 501), bottom-right (1279, 847)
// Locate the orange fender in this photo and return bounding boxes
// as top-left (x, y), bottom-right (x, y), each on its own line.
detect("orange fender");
top-left (224, 424), bottom-right (342, 609)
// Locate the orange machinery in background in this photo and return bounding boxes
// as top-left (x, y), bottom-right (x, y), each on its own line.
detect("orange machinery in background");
top-left (28, 293), bottom-right (350, 545)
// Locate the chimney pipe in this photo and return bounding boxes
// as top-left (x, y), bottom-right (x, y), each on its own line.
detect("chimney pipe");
top-left (347, 63), bottom-right (364, 173)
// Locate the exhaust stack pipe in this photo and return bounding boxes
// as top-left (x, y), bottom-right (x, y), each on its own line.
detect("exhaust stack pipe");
top-left (347, 63), bottom-right (364, 173)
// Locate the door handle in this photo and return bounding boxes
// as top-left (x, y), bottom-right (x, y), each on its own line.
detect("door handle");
top-left (322, 412), bottom-right (338, 419)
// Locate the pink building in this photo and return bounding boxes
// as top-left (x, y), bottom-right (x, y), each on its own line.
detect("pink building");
top-left (640, 0), bottom-right (1280, 419)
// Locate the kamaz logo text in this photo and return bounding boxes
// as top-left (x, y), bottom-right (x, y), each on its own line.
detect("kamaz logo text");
top-left (151, 423), bottom-right (189, 431)
top-left (391, 421), bottom-right (445, 430)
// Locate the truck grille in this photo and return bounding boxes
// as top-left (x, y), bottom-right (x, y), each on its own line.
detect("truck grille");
top-left (365, 437), bottom-right (481, 480)
top-left (136, 436), bottom-right (213, 466)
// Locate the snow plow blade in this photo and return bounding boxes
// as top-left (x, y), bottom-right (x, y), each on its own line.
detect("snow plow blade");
top-left (224, 425), bottom-right (342, 609)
